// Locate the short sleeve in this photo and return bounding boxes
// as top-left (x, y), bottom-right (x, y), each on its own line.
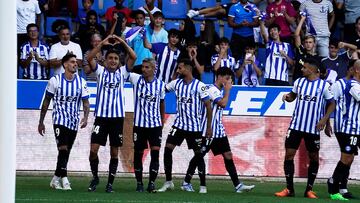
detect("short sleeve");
top-left (198, 82), bottom-right (210, 101)
top-left (49, 44), bottom-right (57, 60)
top-left (95, 64), bottom-right (105, 77)
top-left (292, 78), bottom-right (300, 94)
top-left (81, 78), bottom-right (90, 99)
top-left (160, 81), bottom-right (166, 100)
top-left (211, 54), bottom-right (218, 66)
top-left (20, 45), bottom-right (27, 60)
top-left (287, 44), bottom-right (294, 59)
top-left (228, 4), bottom-right (236, 17)
top-left (165, 79), bottom-right (177, 92)
top-left (207, 86), bottom-right (222, 104)
top-left (350, 82), bottom-right (360, 101)
top-left (328, 1), bottom-right (334, 13)
top-left (324, 82), bottom-right (334, 100)
top-left (128, 72), bottom-right (141, 84)
top-left (35, 0), bottom-right (41, 14)
top-left (332, 81), bottom-right (341, 100)
top-left (45, 77), bottom-right (57, 97)
top-left (74, 43), bottom-right (83, 60)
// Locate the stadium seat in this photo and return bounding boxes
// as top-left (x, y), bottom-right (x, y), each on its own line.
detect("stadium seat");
top-left (223, 22), bottom-right (233, 40)
top-left (100, 0), bottom-right (129, 16)
top-left (191, 0), bottom-right (217, 9)
top-left (221, 0), bottom-right (232, 3)
top-left (45, 17), bottom-right (72, 37)
top-left (133, 0), bottom-right (158, 10)
top-left (164, 21), bottom-right (180, 31)
top-left (256, 47), bottom-right (267, 69)
top-left (201, 71), bottom-right (214, 84)
top-left (162, 0), bottom-right (187, 19)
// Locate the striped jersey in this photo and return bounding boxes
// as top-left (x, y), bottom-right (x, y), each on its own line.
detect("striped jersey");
top-left (332, 78), bottom-right (347, 133)
top-left (94, 64), bottom-right (128, 118)
top-left (341, 79), bottom-right (360, 135)
top-left (264, 41), bottom-right (294, 82)
top-left (211, 54), bottom-right (236, 71)
top-left (207, 84), bottom-right (226, 138)
top-left (20, 41), bottom-right (49, 79)
top-left (128, 73), bottom-right (165, 128)
top-left (289, 78), bottom-right (333, 135)
top-left (151, 43), bottom-right (181, 83)
top-left (45, 73), bottom-right (89, 130)
top-left (166, 78), bottom-right (209, 132)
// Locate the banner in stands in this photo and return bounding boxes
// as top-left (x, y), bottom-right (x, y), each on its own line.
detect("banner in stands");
top-left (17, 80), bottom-right (296, 116)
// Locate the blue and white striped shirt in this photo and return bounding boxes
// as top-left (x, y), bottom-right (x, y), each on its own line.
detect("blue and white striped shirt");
top-left (128, 73), bottom-right (165, 128)
top-left (289, 78), bottom-right (333, 135)
top-left (166, 78), bottom-right (209, 132)
top-left (151, 43), bottom-right (181, 83)
top-left (20, 41), bottom-right (49, 79)
top-left (332, 78), bottom-right (347, 133)
top-left (207, 84), bottom-right (226, 138)
top-left (45, 73), bottom-right (89, 130)
top-left (264, 41), bottom-right (294, 82)
top-left (211, 54), bottom-right (236, 71)
top-left (341, 79), bottom-right (360, 135)
top-left (94, 64), bottom-right (128, 118)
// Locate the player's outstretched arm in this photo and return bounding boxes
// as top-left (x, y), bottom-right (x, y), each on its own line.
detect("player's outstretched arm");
top-left (38, 95), bottom-right (51, 136)
top-left (80, 99), bottom-right (90, 128)
top-left (113, 35), bottom-right (137, 71)
top-left (87, 35), bottom-right (112, 71)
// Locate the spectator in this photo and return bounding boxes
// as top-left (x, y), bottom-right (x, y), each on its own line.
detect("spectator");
top-left (105, 0), bottom-right (133, 31)
top-left (83, 33), bottom-right (106, 81)
top-left (129, 10), bottom-right (153, 74)
top-left (17, 0), bottom-right (41, 63)
top-left (228, 0), bottom-right (259, 60)
top-left (336, 0), bottom-right (360, 42)
top-left (20, 23), bottom-right (49, 80)
top-left (300, 0), bottom-right (335, 57)
top-left (265, 0), bottom-right (297, 43)
top-left (76, 10), bottom-right (105, 51)
top-left (198, 20), bottom-right (220, 71)
top-left (75, 0), bottom-right (100, 26)
top-left (108, 12), bottom-right (131, 38)
top-left (143, 29), bottom-right (181, 83)
top-left (187, 0), bottom-right (238, 19)
top-left (347, 16), bottom-right (360, 58)
top-left (322, 39), bottom-right (356, 84)
top-left (148, 11), bottom-right (168, 43)
top-left (211, 37), bottom-right (236, 72)
top-left (293, 14), bottom-right (323, 81)
top-left (49, 26), bottom-right (83, 76)
top-left (260, 22), bottom-right (294, 86)
top-left (46, 0), bottom-right (77, 17)
top-left (179, 17), bottom-right (196, 47)
top-left (138, 0), bottom-right (161, 25)
top-left (178, 40), bottom-right (205, 80)
top-left (234, 42), bottom-right (262, 86)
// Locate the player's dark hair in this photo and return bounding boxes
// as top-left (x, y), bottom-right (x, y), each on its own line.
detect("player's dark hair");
top-left (178, 58), bottom-right (194, 69)
top-left (216, 67), bottom-right (234, 77)
top-left (26, 23), bottom-right (39, 33)
top-left (61, 53), bottom-right (77, 66)
top-left (105, 49), bottom-right (120, 59)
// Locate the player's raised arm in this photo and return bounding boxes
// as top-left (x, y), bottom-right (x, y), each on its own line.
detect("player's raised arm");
top-left (87, 35), bottom-right (112, 71)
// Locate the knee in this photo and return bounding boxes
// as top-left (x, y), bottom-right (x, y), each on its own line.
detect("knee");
top-left (58, 145), bottom-right (68, 151)
top-left (341, 154), bottom-right (354, 166)
top-left (223, 152), bottom-right (233, 160)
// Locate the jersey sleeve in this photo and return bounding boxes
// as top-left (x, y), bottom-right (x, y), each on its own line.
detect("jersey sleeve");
top-left (120, 65), bottom-right (130, 81)
top-left (198, 82), bottom-right (210, 101)
top-left (228, 4), bottom-right (236, 17)
top-left (20, 45), bottom-right (27, 60)
top-left (165, 79), bottom-right (177, 92)
top-left (74, 43), bottom-right (83, 60)
top-left (95, 64), bottom-right (105, 78)
top-left (45, 77), bottom-right (57, 98)
top-left (332, 81), bottom-right (341, 100)
top-left (150, 43), bottom-right (166, 55)
top-left (324, 82), bottom-right (334, 100)
top-left (350, 82), bottom-right (360, 101)
top-left (49, 44), bottom-right (57, 60)
top-left (128, 72), bottom-right (141, 84)
top-left (81, 78), bottom-right (90, 99)
top-left (160, 81), bottom-right (166, 100)
top-left (292, 78), bottom-right (300, 94)
top-left (208, 86), bottom-right (222, 104)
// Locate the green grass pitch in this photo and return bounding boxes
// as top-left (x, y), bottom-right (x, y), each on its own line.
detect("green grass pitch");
top-left (16, 176), bottom-right (360, 202)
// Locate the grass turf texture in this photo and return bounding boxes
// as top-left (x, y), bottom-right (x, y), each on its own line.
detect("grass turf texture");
top-left (16, 176), bottom-right (360, 202)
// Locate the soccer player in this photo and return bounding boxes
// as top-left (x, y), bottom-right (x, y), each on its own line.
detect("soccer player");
top-left (183, 67), bottom-right (255, 194)
top-left (143, 28), bottom-right (181, 83)
top-left (86, 34), bottom-right (136, 193)
top-left (275, 57), bottom-right (335, 198)
top-left (157, 58), bottom-right (213, 193)
top-left (260, 22), bottom-right (294, 86)
top-left (327, 60), bottom-right (360, 201)
top-left (127, 58), bottom-right (166, 193)
top-left (38, 53), bottom-right (90, 190)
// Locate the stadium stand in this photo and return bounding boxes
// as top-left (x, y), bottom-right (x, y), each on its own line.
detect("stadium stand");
top-left (162, 0), bottom-right (187, 19)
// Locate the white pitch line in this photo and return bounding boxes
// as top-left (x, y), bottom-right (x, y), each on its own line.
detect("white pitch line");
top-left (15, 199), bottom-right (208, 203)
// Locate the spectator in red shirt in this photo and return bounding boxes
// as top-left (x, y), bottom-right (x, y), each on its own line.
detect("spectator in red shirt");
top-left (265, 0), bottom-right (297, 44)
top-left (105, 0), bottom-right (133, 32)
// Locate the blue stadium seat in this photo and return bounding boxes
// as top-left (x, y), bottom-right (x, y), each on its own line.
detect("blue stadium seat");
top-left (201, 71), bottom-right (214, 84)
top-left (164, 21), bottom-right (180, 31)
top-left (162, 0), bottom-right (187, 19)
top-left (194, 20), bottom-right (220, 37)
top-left (221, 0), bottom-right (232, 3)
top-left (223, 23), bottom-right (233, 40)
top-left (133, 0), bottom-right (158, 10)
top-left (256, 47), bottom-right (267, 69)
top-left (191, 0), bottom-right (217, 9)
top-left (45, 17), bottom-right (72, 37)
top-left (100, 0), bottom-right (129, 16)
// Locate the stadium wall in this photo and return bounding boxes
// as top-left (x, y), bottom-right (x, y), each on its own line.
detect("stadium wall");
top-left (16, 80), bottom-right (360, 179)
